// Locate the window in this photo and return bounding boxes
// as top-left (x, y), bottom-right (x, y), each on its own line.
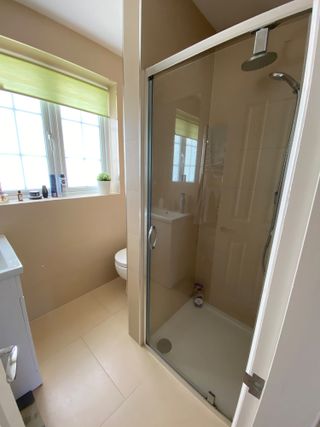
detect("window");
top-left (0, 91), bottom-right (115, 195)
top-left (60, 106), bottom-right (106, 188)
top-left (0, 51), bottom-right (118, 198)
top-left (172, 111), bottom-right (199, 183)
top-left (172, 135), bottom-right (198, 183)
top-left (0, 92), bottom-right (49, 191)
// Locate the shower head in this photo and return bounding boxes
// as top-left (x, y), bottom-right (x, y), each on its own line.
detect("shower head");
top-left (242, 52), bottom-right (278, 71)
top-left (241, 27), bottom-right (278, 71)
top-left (269, 72), bottom-right (300, 94)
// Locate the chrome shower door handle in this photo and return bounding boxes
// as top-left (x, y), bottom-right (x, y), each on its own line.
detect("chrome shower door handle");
top-left (0, 345), bottom-right (18, 384)
top-left (148, 225), bottom-right (158, 250)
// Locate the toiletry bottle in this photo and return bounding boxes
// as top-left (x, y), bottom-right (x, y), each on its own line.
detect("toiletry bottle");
top-left (50, 174), bottom-right (58, 197)
top-left (17, 190), bottom-right (23, 202)
top-left (193, 283), bottom-right (204, 308)
top-left (0, 183), bottom-right (9, 203)
top-left (42, 185), bottom-right (49, 199)
top-left (179, 192), bottom-right (186, 213)
top-left (59, 174), bottom-right (67, 196)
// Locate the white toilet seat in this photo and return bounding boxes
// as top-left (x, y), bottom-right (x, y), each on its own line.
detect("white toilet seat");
top-left (115, 248), bottom-right (127, 267)
top-left (115, 248), bottom-right (127, 280)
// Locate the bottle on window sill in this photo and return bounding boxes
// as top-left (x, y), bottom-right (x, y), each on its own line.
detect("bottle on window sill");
top-left (50, 174), bottom-right (58, 197)
top-left (42, 185), bottom-right (48, 199)
top-left (17, 191), bottom-right (23, 202)
top-left (59, 174), bottom-right (67, 196)
top-left (0, 182), bottom-right (9, 204)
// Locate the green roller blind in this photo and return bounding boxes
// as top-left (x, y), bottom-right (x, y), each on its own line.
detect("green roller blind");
top-left (0, 53), bottom-right (109, 117)
top-left (175, 112), bottom-right (199, 140)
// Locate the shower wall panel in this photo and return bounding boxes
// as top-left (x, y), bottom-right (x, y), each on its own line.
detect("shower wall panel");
top-left (195, 16), bottom-right (309, 326)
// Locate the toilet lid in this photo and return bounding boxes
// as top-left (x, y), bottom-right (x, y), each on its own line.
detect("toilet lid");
top-left (115, 248), bottom-right (127, 267)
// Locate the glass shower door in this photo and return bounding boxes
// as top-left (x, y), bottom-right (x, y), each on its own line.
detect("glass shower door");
top-left (146, 13), bottom-right (308, 421)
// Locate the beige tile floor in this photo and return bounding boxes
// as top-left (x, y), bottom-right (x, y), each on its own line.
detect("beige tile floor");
top-left (31, 278), bottom-right (229, 427)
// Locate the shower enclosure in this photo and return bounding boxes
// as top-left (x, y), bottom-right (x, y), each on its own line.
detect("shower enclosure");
top-left (146, 11), bottom-right (309, 422)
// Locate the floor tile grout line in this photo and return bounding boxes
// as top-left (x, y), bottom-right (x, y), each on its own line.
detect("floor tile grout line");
top-left (87, 286), bottom-right (117, 318)
top-left (31, 286), bottom-right (127, 366)
top-left (35, 336), bottom-right (82, 369)
top-left (30, 278), bottom-right (124, 324)
top-left (87, 292), bottom-right (113, 319)
top-left (80, 336), bottom-right (127, 400)
top-left (30, 288), bottom-right (105, 324)
top-left (90, 297), bottom-right (128, 324)
top-left (97, 382), bottom-right (144, 427)
top-left (90, 291), bottom-right (128, 319)
top-left (33, 310), bottom-right (113, 367)
top-left (87, 280), bottom-right (128, 325)
top-left (31, 280), bottom-right (140, 426)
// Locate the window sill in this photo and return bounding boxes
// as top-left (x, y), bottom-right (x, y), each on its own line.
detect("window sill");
top-left (0, 192), bottom-right (120, 207)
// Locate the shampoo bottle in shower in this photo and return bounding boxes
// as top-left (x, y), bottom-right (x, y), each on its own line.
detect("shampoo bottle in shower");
top-left (193, 283), bottom-right (204, 308)
top-left (179, 192), bottom-right (186, 213)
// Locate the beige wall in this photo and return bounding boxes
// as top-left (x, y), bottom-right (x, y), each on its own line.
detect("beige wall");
top-left (0, 0), bottom-right (126, 320)
top-left (141, 0), bottom-right (214, 68)
top-left (0, 196), bottom-right (126, 320)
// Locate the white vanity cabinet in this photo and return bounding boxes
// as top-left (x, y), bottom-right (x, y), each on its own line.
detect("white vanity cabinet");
top-left (0, 235), bottom-right (42, 398)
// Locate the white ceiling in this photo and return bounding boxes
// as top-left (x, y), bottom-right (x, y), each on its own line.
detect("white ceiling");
top-left (14, 0), bottom-right (290, 57)
top-left (192, 0), bottom-right (289, 31)
top-left (15, 0), bottom-right (123, 56)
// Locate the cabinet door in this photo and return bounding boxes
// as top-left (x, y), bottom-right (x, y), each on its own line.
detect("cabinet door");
top-left (0, 277), bottom-right (41, 399)
top-left (0, 360), bottom-right (25, 427)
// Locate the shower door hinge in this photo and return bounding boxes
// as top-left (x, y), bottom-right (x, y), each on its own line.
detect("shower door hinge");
top-left (206, 391), bottom-right (216, 407)
top-left (243, 372), bottom-right (265, 399)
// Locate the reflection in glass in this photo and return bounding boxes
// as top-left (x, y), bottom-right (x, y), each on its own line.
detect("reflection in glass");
top-left (172, 111), bottom-right (199, 183)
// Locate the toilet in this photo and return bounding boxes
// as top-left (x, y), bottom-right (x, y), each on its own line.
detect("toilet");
top-left (115, 248), bottom-right (127, 280)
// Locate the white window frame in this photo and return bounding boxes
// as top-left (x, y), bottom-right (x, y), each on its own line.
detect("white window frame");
top-left (43, 102), bottom-right (110, 196)
top-left (1, 95), bottom-right (111, 197)
top-left (172, 134), bottom-right (199, 183)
